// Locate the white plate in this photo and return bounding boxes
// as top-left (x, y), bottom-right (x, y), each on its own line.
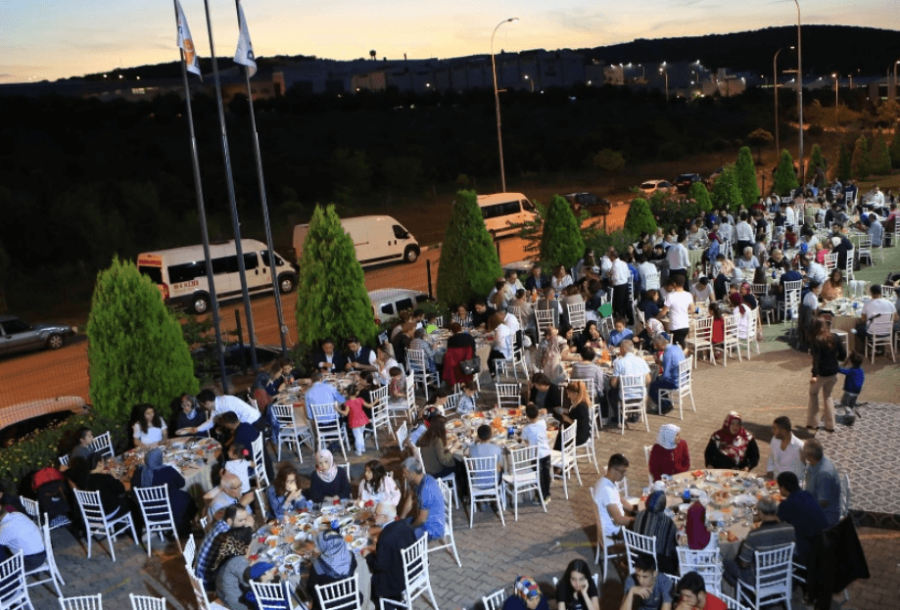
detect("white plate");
top-left (734, 494), bottom-right (756, 506)
top-left (678, 503), bottom-right (691, 513)
top-left (626, 497), bottom-right (640, 506)
top-left (350, 538), bottom-right (366, 550)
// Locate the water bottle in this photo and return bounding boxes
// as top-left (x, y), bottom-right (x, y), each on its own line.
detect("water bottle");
top-left (507, 426), bottom-right (515, 439)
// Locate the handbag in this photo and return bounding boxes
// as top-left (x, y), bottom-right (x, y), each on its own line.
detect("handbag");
top-left (760, 295), bottom-right (777, 311)
top-left (459, 356), bottom-right (481, 376)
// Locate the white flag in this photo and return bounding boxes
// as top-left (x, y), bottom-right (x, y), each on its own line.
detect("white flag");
top-left (175, 0), bottom-right (201, 77)
top-left (234, 1), bottom-right (257, 78)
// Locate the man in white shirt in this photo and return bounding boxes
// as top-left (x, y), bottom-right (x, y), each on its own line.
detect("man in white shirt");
top-left (734, 211), bottom-right (754, 254)
top-left (665, 231), bottom-right (690, 284)
top-left (0, 509), bottom-right (46, 571)
top-left (609, 249), bottom-right (633, 324)
top-left (504, 270), bottom-right (525, 300)
top-left (855, 284), bottom-right (900, 344)
top-left (205, 473), bottom-right (253, 520)
top-left (784, 202), bottom-right (796, 230)
top-left (659, 275), bottom-right (695, 348)
top-left (691, 277), bottom-right (713, 303)
top-left (637, 255), bottom-right (658, 290)
top-left (502, 308), bottom-right (520, 334)
top-left (608, 341), bottom-right (651, 424)
top-left (592, 453), bottom-right (634, 540)
top-left (191, 389), bottom-right (261, 434)
top-left (717, 219), bottom-right (733, 245)
top-left (801, 255), bottom-right (827, 286)
top-left (766, 416), bottom-right (805, 480)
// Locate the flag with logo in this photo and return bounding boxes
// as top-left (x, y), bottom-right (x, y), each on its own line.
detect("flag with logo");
top-left (234, 0), bottom-right (257, 78)
top-left (174, 0), bottom-right (201, 77)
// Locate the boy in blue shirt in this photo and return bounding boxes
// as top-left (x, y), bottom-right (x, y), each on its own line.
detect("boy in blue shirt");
top-left (608, 316), bottom-right (634, 347)
top-left (837, 351), bottom-right (864, 425)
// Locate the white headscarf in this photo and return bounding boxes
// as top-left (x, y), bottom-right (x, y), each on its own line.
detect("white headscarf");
top-left (656, 424), bottom-right (680, 451)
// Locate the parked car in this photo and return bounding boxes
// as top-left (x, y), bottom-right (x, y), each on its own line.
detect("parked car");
top-left (563, 193), bottom-right (612, 216)
top-left (293, 215), bottom-right (420, 268)
top-left (476, 192), bottom-right (537, 238)
top-left (368, 288), bottom-right (430, 325)
top-left (639, 180), bottom-right (674, 196)
top-left (0, 315), bottom-right (76, 356)
top-left (673, 173), bottom-right (705, 193)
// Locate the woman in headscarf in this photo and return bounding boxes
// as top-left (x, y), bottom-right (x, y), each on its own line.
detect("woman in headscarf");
top-left (130, 447), bottom-right (198, 535)
top-left (633, 491), bottom-right (679, 575)
top-left (302, 450), bottom-right (351, 504)
top-left (213, 526), bottom-right (254, 610)
top-left (648, 424), bottom-right (690, 482)
top-left (502, 575), bottom-right (549, 610)
top-left (306, 530), bottom-right (358, 604)
top-left (685, 489), bottom-right (716, 551)
top-left (704, 412), bottom-right (760, 471)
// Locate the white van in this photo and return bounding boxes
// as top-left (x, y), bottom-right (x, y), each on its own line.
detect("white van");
top-left (368, 288), bottom-right (430, 324)
top-left (476, 192), bottom-right (536, 238)
top-left (293, 215), bottom-right (420, 268)
top-left (137, 239), bottom-right (296, 314)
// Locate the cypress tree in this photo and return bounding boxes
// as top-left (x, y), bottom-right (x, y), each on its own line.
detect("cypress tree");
top-left (295, 204), bottom-right (377, 345)
top-left (850, 136), bottom-right (870, 179)
top-left (890, 131), bottom-right (900, 169)
top-left (436, 190), bottom-right (503, 306)
top-left (772, 150), bottom-right (799, 196)
top-left (711, 164), bottom-right (743, 211)
top-left (810, 144), bottom-right (826, 175)
top-left (837, 142), bottom-right (853, 182)
top-left (540, 195), bottom-right (585, 270)
top-left (87, 256), bottom-right (198, 421)
top-left (689, 181), bottom-right (713, 213)
top-left (624, 197), bottom-right (657, 236)
top-left (869, 131), bottom-right (892, 176)
top-left (735, 146), bottom-right (760, 206)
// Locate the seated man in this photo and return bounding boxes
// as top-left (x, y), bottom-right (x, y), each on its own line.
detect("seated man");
top-left (304, 372), bottom-right (346, 422)
top-left (593, 453), bottom-right (635, 542)
top-left (205, 473), bottom-right (253, 520)
top-left (311, 338), bottom-right (346, 373)
top-left (674, 571), bottom-right (728, 610)
top-left (399, 457), bottom-right (445, 541)
top-left (723, 497), bottom-right (795, 592)
top-left (608, 341), bottom-right (651, 424)
top-left (621, 553), bottom-right (674, 610)
top-left (776, 471), bottom-right (828, 566)
top-left (70, 426), bottom-right (95, 462)
top-left (362, 502), bottom-right (417, 610)
top-left (648, 335), bottom-right (685, 415)
top-left (0, 508), bottom-right (46, 571)
top-left (345, 337), bottom-right (378, 372)
top-left (194, 504), bottom-right (254, 591)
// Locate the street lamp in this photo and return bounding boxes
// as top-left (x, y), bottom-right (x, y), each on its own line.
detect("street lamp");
top-left (793, 0), bottom-right (804, 183)
top-left (773, 46), bottom-right (794, 156)
top-left (894, 59), bottom-right (900, 99)
top-left (491, 17), bottom-right (518, 193)
top-left (524, 74), bottom-right (534, 92)
top-left (832, 73), bottom-right (839, 130)
top-left (660, 62), bottom-right (668, 100)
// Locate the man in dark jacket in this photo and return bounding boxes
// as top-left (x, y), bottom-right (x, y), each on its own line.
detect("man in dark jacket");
top-left (776, 471), bottom-right (828, 565)
top-left (363, 502), bottom-right (417, 609)
top-left (311, 338), bottom-right (347, 373)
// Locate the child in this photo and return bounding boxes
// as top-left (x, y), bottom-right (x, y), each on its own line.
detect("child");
top-left (521, 404), bottom-right (552, 504)
top-left (387, 366), bottom-right (406, 405)
top-left (336, 385), bottom-right (370, 456)
top-left (608, 316), bottom-right (634, 347)
top-left (709, 302), bottom-right (725, 363)
top-left (457, 381), bottom-right (478, 415)
top-left (407, 406), bottom-right (440, 450)
top-left (223, 442), bottom-right (252, 494)
top-left (837, 351), bottom-right (865, 425)
top-left (469, 425), bottom-right (504, 493)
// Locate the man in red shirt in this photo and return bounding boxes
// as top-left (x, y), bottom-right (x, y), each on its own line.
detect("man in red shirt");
top-left (674, 572), bottom-right (728, 610)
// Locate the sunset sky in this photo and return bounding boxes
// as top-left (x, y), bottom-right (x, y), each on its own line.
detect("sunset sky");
top-left (1, 0), bottom-right (894, 84)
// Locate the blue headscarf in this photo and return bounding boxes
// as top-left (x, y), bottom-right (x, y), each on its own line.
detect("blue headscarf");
top-left (313, 530), bottom-right (353, 579)
top-left (140, 448), bottom-right (165, 488)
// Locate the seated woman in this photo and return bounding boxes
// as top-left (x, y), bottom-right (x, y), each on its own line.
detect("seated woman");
top-left (175, 394), bottom-right (207, 437)
top-left (452, 304), bottom-right (473, 328)
top-left (213, 526), bottom-right (254, 610)
top-left (65, 455), bottom-right (134, 521)
top-left (555, 558), bottom-right (600, 610)
top-left (502, 575), bottom-right (550, 610)
top-left (306, 530), bottom-right (358, 603)
top-left (730, 293), bottom-right (753, 344)
top-left (821, 269), bottom-right (844, 302)
top-left (634, 491), bottom-right (679, 575)
top-left (266, 464), bottom-right (305, 520)
top-left (133, 403), bottom-right (168, 450)
top-left (648, 424), bottom-right (690, 482)
top-left (577, 321), bottom-right (606, 352)
top-left (409, 329), bottom-right (438, 374)
top-left (553, 382), bottom-right (591, 452)
top-left (357, 460), bottom-right (401, 508)
top-left (704, 412), bottom-right (760, 471)
top-left (374, 344), bottom-right (400, 387)
top-left (131, 447), bottom-right (198, 535)
top-left (302, 450), bottom-right (351, 504)
top-left (416, 416), bottom-right (457, 480)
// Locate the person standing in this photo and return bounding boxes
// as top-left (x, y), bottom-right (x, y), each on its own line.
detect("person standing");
top-left (610, 249), bottom-right (634, 325)
top-left (665, 231), bottom-right (690, 285)
top-left (659, 275), bottom-right (694, 348)
top-left (803, 439), bottom-right (842, 527)
top-left (807, 319), bottom-right (847, 434)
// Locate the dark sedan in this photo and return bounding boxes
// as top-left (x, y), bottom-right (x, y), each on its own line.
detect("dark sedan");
top-left (673, 173), bottom-right (705, 193)
top-left (563, 192), bottom-right (612, 217)
top-left (0, 315), bottom-right (76, 356)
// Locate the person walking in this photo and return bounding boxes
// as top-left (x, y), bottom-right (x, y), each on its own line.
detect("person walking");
top-left (807, 319), bottom-right (847, 434)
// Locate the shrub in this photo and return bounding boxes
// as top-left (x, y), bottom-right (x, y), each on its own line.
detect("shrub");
top-left (87, 256), bottom-right (198, 422)
top-left (624, 197), bottom-right (658, 236)
top-left (585, 228), bottom-right (638, 260)
top-left (851, 136), bottom-right (870, 180)
top-left (436, 190), bottom-right (503, 306)
top-left (837, 142), bottom-right (853, 182)
top-left (869, 131), bottom-right (892, 176)
top-left (540, 195), bottom-right (585, 270)
top-left (295, 204), bottom-right (377, 347)
top-left (772, 150), bottom-right (799, 196)
top-left (890, 132), bottom-right (900, 169)
top-left (711, 164), bottom-right (743, 211)
top-left (646, 192), bottom-right (699, 231)
top-left (735, 147), bottom-right (760, 206)
top-left (689, 181), bottom-right (713, 213)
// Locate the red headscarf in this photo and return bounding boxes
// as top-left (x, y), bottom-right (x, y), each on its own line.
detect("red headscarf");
top-left (710, 411), bottom-right (753, 463)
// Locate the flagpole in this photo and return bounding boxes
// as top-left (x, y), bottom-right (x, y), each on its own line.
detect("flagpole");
top-left (173, 0), bottom-right (230, 392)
top-left (234, 0), bottom-right (289, 358)
top-left (201, 0), bottom-right (260, 371)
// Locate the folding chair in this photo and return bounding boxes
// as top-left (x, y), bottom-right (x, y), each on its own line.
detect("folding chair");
top-left (590, 493), bottom-right (623, 583)
top-left (535, 309), bottom-right (555, 336)
top-left (134, 485), bottom-right (183, 556)
top-left (623, 529), bottom-right (657, 574)
top-left (777, 280), bottom-right (802, 322)
top-left (502, 445), bottom-right (546, 521)
top-left (864, 319), bottom-right (896, 363)
top-left (550, 422), bottom-right (582, 500)
top-left (88, 432), bottom-right (114, 459)
top-left (844, 248), bottom-right (855, 281)
top-left (129, 594), bottom-right (166, 610)
top-left (368, 385), bottom-right (393, 448)
top-left (685, 317), bottom-right (715, 367)
top-left (271, 404), bottom-right (312, 462)
top-left (856, 235), bottom-right (873, 266)
top-left (428, 480), bottom-right (462, 567)
top-left (59, 595), bottom-right (102, 609)
top-left (249, 580), bottom-right (300, 610)
top-left (406, 349), bottom-right (440, 402)
top-left (567, 301), bottom-right (587, 334)
top-left (381, 535), bottom-right (439, 610)
top-left (73, 489), bottom-right (138, 561)
top-left (618, 374), bottom-right (649, 434)
top-left (495, 383), bottom-right (522, 410)
top-left (251, 434), bottom-right (270, 489)
top-left (721, 314), bottom-right (743, 366)
top-left (677, 547), bottom-right (724, 594)
top-left (310, 402), bottom-right (348, 460)
top-left (315, 573), bottom-right (360, 610)
top-left (735, 543), bottom-right (795, 610)
top-left (183, 533), bottom-right (196, 570)
top-left (657, 358), bottom-right (695, 420)
top-left (464, 455), bottom-right (506, 528)
top-left (187, 571), bottom-right (229, 610)
top-left (25, 515), bottom-right (64, 597)
top-left (387, 376), bottom-right (416, 426)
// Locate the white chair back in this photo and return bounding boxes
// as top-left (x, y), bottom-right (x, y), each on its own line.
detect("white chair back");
top-left (619, 374), bottom-right (649, 433)
top-left (443, 392), bottom-right (462, 416)
top-left (58, 455), bottom-right (69, 467)
top-left (129, 594), bottom-right (166, 610)
top-left (59, 594), bottom-right (103, 610)
top-left (20, 497), bottom-right (40, 524)
top-left (495, 383), bottom-right (521, 409)
top-left (623, 529), bottom-right (657, 574)
top-left (315, 573), bottom-right (360, 610)
top-left (251, 434), bottom-right (269, 488)
top-left (504, 445), bottom-right (545, 520)
top-left (88, 432), bottom-right (114, 459)
top-left (0, 551), bottom-right (34, 610)
top-left (311, 402), bottom-right (347, 460)
top-left (567, 301), bottom-right (587, 333)
top-left (535, 309), bottom-right (555, 334)
top-left (134, 484), bottom-right (182, 556)
top-left (400, 535), bottom-right (439, 610)
top-left (183, 533), bottom-right (196, 569)
top-left (27, 512), bottom-right (65, 597)
top-left (740, 544), bottom-right (795, 609)
top-left (73, 488), bottom-right (138, 561)
top-left (395, 421), bottom-right (409, 453)
top-left (824, 252), bottom-right (838, 271)
top-left (249, 580), bottom-right (294, 610)
top-left (430, 479), bottom-right (462, 566)
top-left (677, 547), bottom-right (724, 594)
top-left (644, 271), bottom-right (660, 291)
top-left (482, 588), bottom-right (507, 610)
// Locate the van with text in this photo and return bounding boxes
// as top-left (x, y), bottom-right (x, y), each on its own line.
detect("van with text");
top-left (137, 239), bottom-right (296, 314)
top-left (293, 215), bottom-right (420, 268)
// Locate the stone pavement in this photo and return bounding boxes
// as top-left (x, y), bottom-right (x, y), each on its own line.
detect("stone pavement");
top-left (28, 314), bottom-right (900, 609)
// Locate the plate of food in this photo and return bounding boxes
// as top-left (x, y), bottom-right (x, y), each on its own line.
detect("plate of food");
top-left (284, 553), bottom-right (302, 565)
top-left (350, 538), bottom-right (366, 550)
top-left (710, 489), bottom-right (733, 508)
top-left (692, 470), bottom-right (705, 478)
top-left (734, 494), bottom-right (756, 506)
top-left (448, 420), bottom-right (465, 430)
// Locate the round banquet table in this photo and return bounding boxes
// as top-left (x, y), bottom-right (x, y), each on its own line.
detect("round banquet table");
top-left (109, 436), bottom-right (221, 502)
top-left (431, 329), bottom-right (492, 374)
top-left (448, 407), bottom-right (559, 470)
top-left (249, 502), bottom-right (373, 608)
top-left (637, 469), bottom-right (783, 561)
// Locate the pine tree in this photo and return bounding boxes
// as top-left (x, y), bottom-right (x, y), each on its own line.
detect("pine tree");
top-left (772, 150), bottom-right (799, 196)
top-left (436, 190), bottom-right (503, 306)
top-left (850, 136), bottom-right (870, 179)
top-left (735, 146), bottom-right (760, 206)
top-left (890, 131), bottom-right (900, 169)
top-left (295, 204), bottom-right (377, 345)
top-left (689, 181), bottom-right (713, 213)
top-left (869, 131), bottom-right (892, 176)
top-left (539, 195), bottom-right (585, 270)
top-left (711, 164), bottom-right (743, 211)
top-left (837, 142), bottom-right (853, 182)
top-left (624, 197), bottom-right (657, 236)
top-left (810, 144), bottom-right (825, 175)
top-left (87, 256), bottom-right (198, 421)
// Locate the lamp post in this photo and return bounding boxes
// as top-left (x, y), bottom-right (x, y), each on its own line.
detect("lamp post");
top-left (832, 73), bottom-right (839, 131)
top-left (793, 0), bottom-right (804, 183)
top-left (660, 62), bottom-right (668, 100)
top-left (894, 59), bottom-right (900, 100)
top-left (491, 17), bottom-right (518, 193)
top-left (523, 74), bottom-right (534, 92)
top-left (773, 47), bottom-right (791, 155)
